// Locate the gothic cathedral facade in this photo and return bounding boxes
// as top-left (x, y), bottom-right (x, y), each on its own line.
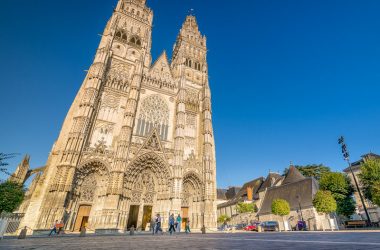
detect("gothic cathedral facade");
top-left (20, 0), bottom-right (217, 233)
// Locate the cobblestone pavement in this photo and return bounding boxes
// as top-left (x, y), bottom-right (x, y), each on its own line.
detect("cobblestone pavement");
top-left (1, 231), bottom-right (380, 250)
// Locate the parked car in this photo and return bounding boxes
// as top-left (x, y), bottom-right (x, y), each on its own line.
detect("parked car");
top-left (244, 222), bottom-right (261, 231)
top-left (261, 221), bottom-right (279, 231)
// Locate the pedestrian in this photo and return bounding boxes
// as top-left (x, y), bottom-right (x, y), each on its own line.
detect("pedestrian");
top-left (176, 214), bottom-right (182, 233)
top-left (48, 220), bottom-right (59, 236)
top-left (155, 213), bottom-right (163, 234)
top-left (57, 220), bottom-right (64, 235)
top-left (168, 214), bottom-right (176, 235)
top-left (150, 217), bottom-right (156, 235)
top-left (185, 220), bottom-right (191, 234)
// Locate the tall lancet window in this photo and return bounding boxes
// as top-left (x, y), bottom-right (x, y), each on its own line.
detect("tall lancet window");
top-left (136, 95), bottom-right (169, 140)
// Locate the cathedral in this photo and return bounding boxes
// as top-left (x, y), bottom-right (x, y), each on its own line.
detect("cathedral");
top-left (18, 0), bottom-right (217, 233)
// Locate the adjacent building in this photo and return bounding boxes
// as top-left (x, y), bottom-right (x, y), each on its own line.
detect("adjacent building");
top-left (217, 166), bottom-right (331, 230)
top-left (343, 153), bottom-right (380, 223)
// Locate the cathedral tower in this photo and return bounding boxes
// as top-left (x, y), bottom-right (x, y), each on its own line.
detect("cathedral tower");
top-left (20, 0), bottom-right (217, 233)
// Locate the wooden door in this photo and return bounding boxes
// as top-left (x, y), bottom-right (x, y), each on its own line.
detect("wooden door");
top-left (181, 207), bottom-right (189, 229)
top-left (74, 205), bottom-right (92, 231)
top-left (142, 206), bottom-right (152, 231)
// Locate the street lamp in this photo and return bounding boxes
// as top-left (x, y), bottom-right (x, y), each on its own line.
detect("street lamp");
top-left (338, 136), bottom-right (371, 225)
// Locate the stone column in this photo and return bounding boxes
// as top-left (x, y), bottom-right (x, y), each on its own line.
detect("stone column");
top-left (171, 86), bottom-right (186, 215)
top-left (201, 82), bottom-right (217, 229)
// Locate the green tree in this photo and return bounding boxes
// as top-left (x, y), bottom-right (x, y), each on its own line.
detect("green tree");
top-left (336, 196), bottom-right (356, 217)
top-left (236, 202), bottom-right (255, 213)
top-left (358, 158), bottom-right (380, 205)
top-left (217, 214), bottom-right (231, 224)
top-left (271, 199), bottom-right (290, 231)
top-left (372, 182), bottom-right (380, 207)
top-left (313, 190), bottom-right (337, 214)
top-left (284, 164), bottom-right (331, 180)
top-left (319, 172), bottom-right (355, 217)
top-left (313, 190), bottom-right (337, 231)
top-left (0, 181), bottom-right (25, 214)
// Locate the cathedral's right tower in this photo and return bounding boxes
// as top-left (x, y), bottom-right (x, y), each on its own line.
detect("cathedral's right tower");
top-left (171, 15), bottom-right (217, 228)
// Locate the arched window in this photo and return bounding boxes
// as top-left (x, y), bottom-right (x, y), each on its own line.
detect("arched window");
top-left (122, 33), bottom-right (128, 40)
top-left (135, 95), bottom-right (169, 140)
top-left (130, 36), bottom-right (142, 47)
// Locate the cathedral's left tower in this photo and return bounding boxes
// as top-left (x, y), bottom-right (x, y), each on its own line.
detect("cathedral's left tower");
top-left (20, 0), bottom-right (154, 232)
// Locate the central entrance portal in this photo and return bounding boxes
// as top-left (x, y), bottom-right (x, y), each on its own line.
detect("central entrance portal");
top-left (127, 205), bottom-right (139, 230)
top-left (142, 205), bottom-right (152, 231)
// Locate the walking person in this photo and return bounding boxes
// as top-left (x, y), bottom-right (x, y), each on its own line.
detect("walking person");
top-left (150, 217), bottom-right (156, 235)
top-left (168, 214), bottom-right (176, 235)
top-left (57, 220), bottom-right (64, 235)
top-left (185, 220), bottom-right (191, 234)
top-left (154, 214), bottom-right (163, 234)
top-left (48, 220), bottom-right (59, 236)
top-left (176, 214), bottom-right (182, 233)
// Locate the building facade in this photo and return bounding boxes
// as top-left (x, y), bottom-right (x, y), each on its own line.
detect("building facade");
top-left (19, 0), bottom-right (217, 233)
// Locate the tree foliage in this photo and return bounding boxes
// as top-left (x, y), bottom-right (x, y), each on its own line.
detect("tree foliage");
top-left (284, 164), bottom-right (331, 180)
top-left (271, 199), bottom-right (290, 216)
top-left (319, 172), bottom-right (355, 217)
top-left (217, 214), bottom-right (231, 224)
top-left (319, 172), bottom-right (354, 201)
top-left (313, 190), bottom-right (337, 214)
top-left (0, 181), bottom-right (25, 214)
top-left (336, 196), bottom-right (357, 217)
top-left (372, 182), bottom-right (380, 207)
top-left (358, 158), bottom-right (380, 206)
top-left (236, 202), bottom-right (255, 213)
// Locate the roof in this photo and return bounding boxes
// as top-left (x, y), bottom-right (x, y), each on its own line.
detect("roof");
top-left (217, 188), bottom-right (227, 200)
top-left (257, 178), bottom-right (319, 216)
top-left (282, 166), bottom-right (305, 185)
top-left (343, 152), bottom-right (380, 172)
top-left (258, 172), bottom-right (282, 192)
top-left (217, 177), bottom-right (264, 208)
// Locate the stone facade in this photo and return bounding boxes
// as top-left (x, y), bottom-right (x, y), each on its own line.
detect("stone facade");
top-left (19, 0), bottom-right (217, 234)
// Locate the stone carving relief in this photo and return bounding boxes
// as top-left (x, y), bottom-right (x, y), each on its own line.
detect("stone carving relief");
top-left (106, 61), bottom-right (131, 91)
top-left (185, 88), bottom-right (199, 112)
top-left (90, 121), bottom-right (115, 150)
top-left (184, 151), bottom-right (202, 174)
top-left (79, 174), bottom-right (97, 202)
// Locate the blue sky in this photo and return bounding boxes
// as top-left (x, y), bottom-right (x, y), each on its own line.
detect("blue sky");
top-left (1, 0), bottom-right (380, 188)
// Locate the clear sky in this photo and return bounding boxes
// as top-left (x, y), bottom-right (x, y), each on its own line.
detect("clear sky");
top-left (1, 0), bottom-right (380, 188)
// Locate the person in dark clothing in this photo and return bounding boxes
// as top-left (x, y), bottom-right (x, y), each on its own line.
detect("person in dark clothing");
top-left (48, 220), bottom-right (59, 236)
top-left (168, 214), bottom-right (176, 235)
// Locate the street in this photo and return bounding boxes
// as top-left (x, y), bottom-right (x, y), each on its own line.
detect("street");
top-left (1, 231), bottom-right (380, 249)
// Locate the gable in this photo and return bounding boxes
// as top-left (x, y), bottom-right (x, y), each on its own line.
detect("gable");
top-left (149, 51), bottom-right (174, 81)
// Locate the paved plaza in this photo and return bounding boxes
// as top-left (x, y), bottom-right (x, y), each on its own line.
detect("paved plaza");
top-left (1, 231), bottom-right (380, 249)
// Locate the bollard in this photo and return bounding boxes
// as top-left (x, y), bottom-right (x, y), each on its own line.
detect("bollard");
top-left (130, 225), bottom-right (135, 235)
top-left (79, 227), bottom-right (86, 237)
top-left (18, 227), bottom-right (27, 239)
top-left (201, 225), bottom-right (206, 234)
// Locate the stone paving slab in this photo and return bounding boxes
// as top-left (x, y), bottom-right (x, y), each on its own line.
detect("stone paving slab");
top-left (1, 232), bottom-right (380, 249)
